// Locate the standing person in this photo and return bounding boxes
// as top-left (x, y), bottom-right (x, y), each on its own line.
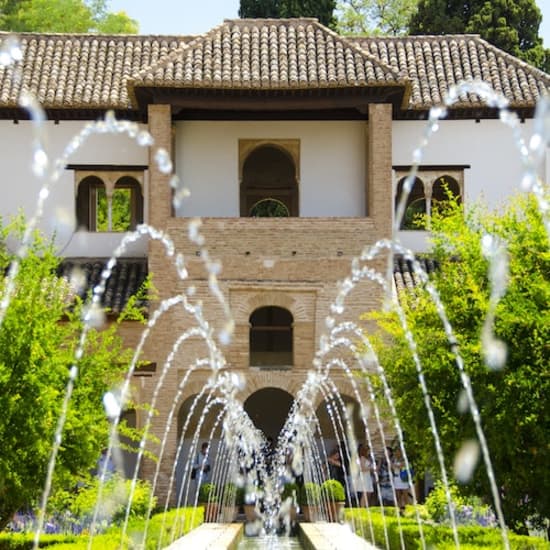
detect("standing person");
top-left (327, 445), bottom-right (345, 486)
top-left (193, 442), bottom-right (212, 485)
top-left (352, 444), bottom-right (374, 507)
top-left (392, 448), bottom-right (410, 511)
top-left (378, 447), bottom-right (395, 505)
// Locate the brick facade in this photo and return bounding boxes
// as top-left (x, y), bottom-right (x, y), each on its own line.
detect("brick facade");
top-left (138, 104), bottom-right (394, 503)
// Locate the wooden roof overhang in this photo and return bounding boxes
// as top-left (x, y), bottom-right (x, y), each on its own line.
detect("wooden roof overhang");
top-left (133, 83), bottom-right (408, 121)
top-left (0, 107), bottom-right (143, 122)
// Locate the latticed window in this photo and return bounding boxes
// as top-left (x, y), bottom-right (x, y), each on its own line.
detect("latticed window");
top-left (249, 306), bottom-right (293, 368)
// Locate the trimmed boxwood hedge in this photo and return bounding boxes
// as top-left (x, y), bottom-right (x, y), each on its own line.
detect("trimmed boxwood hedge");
top-left (344, 508), bottom-right (549, 549)
top-left (0, 507), bottom-right (203, 550)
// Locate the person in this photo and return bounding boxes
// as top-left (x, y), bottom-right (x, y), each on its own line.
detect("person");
top-left (392, 448), bottom-right (410, 511)
top-left (96, 448), bottom-right (115, 480)
top-left (193, 442), bottom-right (212, 485)
top-left (352, 443), bottom-right (374, 507)
top-left (378, 446), bottom-right (395, 505)
top-left (327, 445), bottom-right (345, 486)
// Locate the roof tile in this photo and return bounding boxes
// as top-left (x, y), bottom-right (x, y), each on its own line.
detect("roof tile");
top-left (0, 20), bottom-right (547, 113)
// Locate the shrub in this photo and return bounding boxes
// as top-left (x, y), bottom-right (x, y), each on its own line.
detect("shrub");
top-left (198, 483), bottom-right (217, 503)
top-left (344, 508), bottom-right (550, 549)
top-left (234, 486), bottom-right (245, 507)
top-left (321, 479), bottom-right (345, 502)
top-left (0, 508), bottom-right (203, 549)
top-left (298, 482), bottom-right (321, 506)
top-left (281, 482), bottom-right (299, 503)
top-left (67, 475), bottom-right (156, 526)
top-left (424, 481), bottom-right (497, 528)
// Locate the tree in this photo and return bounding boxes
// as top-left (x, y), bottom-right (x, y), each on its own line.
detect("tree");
top-left (0, 0), bottom-right (138, 34)
top-left (239, 0), bottom-right (280, 18)
top-left (408, 0), bottom-right (550, 72)
top-left (368, 192), bottom-right (549, 533)
top-left (0, 219), bottom-right (147, 529)
top-left (239, 0), bottom-right (337, 28)
top-left (336, 0), bottom-right (419, 36)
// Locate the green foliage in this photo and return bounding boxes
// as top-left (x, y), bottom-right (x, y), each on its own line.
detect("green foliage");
top-left (239, 0), bottom-right (337, 28)
top-left (281, 482), bottom-right (299, 502)
top-left (0, 0), bottom-right (138, 33)
top-left (344, 507), bottom-right (550, 549)
top-left (239, 0), bottom-right (280, 17)
top-left (0, 533), bottom-right (77, 549)
top-left (298, 481), bottom-right (321, 505)
top-left (0, 219), bottom-right (148, 529)
top-left (336, 0), bottom-right (418, 36)
top-left (424, 480), bottom-right (464, 523)
top-left (408, 0), bottom-right (549, 72)
top-left (0, 508), bottom-right (203, 549)
top-left (321, 479), bottom-right (345, 501)
top-left (66, 475), bottom-right (155, 524)
top-left (198, 483), bottom-right (217, 503)
top-left (367, 191), bottom-right (550, 532)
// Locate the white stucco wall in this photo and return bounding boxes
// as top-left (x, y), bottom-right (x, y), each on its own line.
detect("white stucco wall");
top-left (0, 116), bottom-right (543, 258)
top-left (392, 118), bottom-right (539, 252)
top-left (174, 121), bottom-right (367, 217)
top-left (0, 120), bottom-right (149, 257)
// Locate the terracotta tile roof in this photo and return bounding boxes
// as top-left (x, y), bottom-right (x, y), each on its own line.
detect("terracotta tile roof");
top-left (0, 19), bottom-right (547, 113)
top-left (350, 35), bottom-right (549, 109)
top-left (58, 258), bottom-right (148, 314)
top-left (131, 19), bottom-right (403, 93)
top-left (0, 33), bottom-right (188, 109)
top-left (393, 255), bottom-right (438, 293)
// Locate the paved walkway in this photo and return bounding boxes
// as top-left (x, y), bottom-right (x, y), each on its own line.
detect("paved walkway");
top-left (164, 522), bottom-right (243, 550)
top-left (299, 522), bottom-right (379, 550)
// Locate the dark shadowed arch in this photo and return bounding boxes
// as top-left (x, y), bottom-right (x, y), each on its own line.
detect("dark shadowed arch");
top-left (241, 144), bottom-right (299, 216)
top-left (244, 387), bottom-right (295, 439)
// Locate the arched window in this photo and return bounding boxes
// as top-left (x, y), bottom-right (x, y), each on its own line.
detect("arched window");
top-left (249, 306), bottom-right (293, 368)
top-left (395, 172), bottom-right (462, 230)
top-left (76, 174), bottom-right (143, 232)
top-left (432, 175), bottom-right (461, 215)
top-left (241, 145), bottom-right (298, 217)
top-left (396, 177), bottom-right (426, 230)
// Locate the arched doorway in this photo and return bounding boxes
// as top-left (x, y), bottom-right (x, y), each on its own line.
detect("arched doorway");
top-left (175, 393), bottom-right (225, 505)
top-left (240, 144), bottom-right (299, 216)
top-left (244, 387), bottom-right (295, 440)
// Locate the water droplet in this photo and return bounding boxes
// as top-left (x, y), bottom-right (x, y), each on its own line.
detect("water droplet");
top-left (137, 130), bottom-right (154, 146)
top-left (33, 149), bottom-right (49, 178)
top-left (103, 391), bottom-right (121, 420)
top-left (454, 439), bottom-right (480, 483)
top-left (82, 303), bottom-right (105, 328)
top-left (155, 148), bottom-right (172, 174)
top-left (484, 339), bottom-right (507, 370)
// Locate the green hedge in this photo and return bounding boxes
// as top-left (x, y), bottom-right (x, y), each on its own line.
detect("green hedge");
top-left (0, 534), bottom-right (77, 549)
top-left (0, 508), bottom-right (203, 550)
top-left (344, 508), bottom-right (550, 550)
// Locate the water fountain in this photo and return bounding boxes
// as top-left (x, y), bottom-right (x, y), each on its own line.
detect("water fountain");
top-left (0, 32), bottom-right (548, 550)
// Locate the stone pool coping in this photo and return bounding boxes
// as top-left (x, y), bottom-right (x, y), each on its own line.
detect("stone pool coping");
top-left (165, 521), bottom-right (379, 549)
top-left (299, 522), bottom-right (379, 549)
top-left (164, 522), bottom-right (244, 549)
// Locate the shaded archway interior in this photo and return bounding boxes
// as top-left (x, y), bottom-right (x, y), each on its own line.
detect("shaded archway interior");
top-left (240, 144), bottom-right (299, 216)
top-left (244, 387), bottom-right (295, 440)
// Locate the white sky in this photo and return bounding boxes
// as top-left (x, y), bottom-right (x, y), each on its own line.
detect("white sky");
top-left (109, 0), bottom-right (550, 46)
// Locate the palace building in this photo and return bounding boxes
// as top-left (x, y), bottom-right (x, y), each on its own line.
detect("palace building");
top-left (0, 19), bottom-right (548, 502)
